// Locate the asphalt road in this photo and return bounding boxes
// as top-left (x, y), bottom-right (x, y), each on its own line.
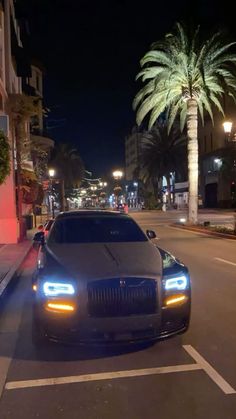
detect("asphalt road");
top-left (0, 211), bottom-right (236, 418)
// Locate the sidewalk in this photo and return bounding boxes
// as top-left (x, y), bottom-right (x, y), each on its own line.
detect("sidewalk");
top-left (0, 229), bottom-right (36, 297)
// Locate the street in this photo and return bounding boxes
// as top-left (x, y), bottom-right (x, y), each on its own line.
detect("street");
top-left (0, 212), bottom-right (236, 418)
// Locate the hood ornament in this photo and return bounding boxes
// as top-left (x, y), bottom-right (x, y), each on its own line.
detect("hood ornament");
top-left (119, 279), bottom-right (126, 288)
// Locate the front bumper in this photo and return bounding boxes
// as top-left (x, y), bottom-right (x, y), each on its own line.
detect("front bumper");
top-left (33, 299), bottom-right (190, 344)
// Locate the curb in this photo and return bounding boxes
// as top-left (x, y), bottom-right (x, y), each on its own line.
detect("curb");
top-left (0, 241), bottom-right (33, 297)
top-left (170, 224), bottom-right (236, 240)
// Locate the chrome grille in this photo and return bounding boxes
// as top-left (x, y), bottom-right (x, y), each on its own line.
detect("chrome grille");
top-left (87, 278), bottom-right (157, 317)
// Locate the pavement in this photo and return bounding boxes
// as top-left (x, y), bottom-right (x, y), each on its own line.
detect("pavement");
top-left (0, 229), bottom-right (35, 297)
top-left (0, 211), bottom-right (236, 418)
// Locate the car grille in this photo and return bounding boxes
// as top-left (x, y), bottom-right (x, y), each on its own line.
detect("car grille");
top-left (87, 278), bottom-right (157, 317)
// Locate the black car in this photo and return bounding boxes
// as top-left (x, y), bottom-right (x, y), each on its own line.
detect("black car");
top-left (44, 219), bottom-right (54, 236)
top-left (32, 211), bottom-right (191, 344)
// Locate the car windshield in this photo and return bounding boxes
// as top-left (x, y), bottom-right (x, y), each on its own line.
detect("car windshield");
top-left (45, 220), bottom-right (53, 230)
top-left (48, 215), bottom-right (148, 244)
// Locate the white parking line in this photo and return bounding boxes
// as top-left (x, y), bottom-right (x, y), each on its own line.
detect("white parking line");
top-left (5, 345), bottom-right (236, 395)
top-left (140, 223), bottom-right (164, 226)
top-left (5, 364), bottom-right (201, 390)
top-left (183, 345), bottom-right (236, 395)
top-left (214, 257), bottom-right (236, 267)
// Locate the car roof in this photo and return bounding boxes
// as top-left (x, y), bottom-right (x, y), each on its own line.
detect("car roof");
top-left (55, 210), bottom-right (127, 219)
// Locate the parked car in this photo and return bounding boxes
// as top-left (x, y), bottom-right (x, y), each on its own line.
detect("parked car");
top-left (43, 219), bottom-right (54, 236)
top-left (116, 203), bottom-right (126, 213)
top-left (32, 210), bottom-right (191, 344)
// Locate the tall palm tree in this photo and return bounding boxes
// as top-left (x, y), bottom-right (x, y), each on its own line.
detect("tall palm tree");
top-left (51, 143), bottom-right (85, 209)
top-left (133, 23), bottom-right (236, 223)
top-left (138, 122), bottom-right (187, 204)
top-left (51, 143), bottom-right (84, 188)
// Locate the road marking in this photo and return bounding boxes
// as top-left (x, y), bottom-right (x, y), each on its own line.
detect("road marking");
top-left (140, 223), bottom-right (165, 226)
top-left (5, 345), bottom-right (236, 395)
top-left (168, 226), bottom-right (208, 236)
top-left (5, 364), bottom-right (201, 390)
top-left (183, 345), bottom-right (236, 395)
top-left (214, 257), bottom-right (236, 267)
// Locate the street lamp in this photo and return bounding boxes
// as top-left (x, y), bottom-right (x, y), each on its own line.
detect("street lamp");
top-left (133, 182), bottom-right (138, 208)
top-left (222, 120), bottom-right (236, 228)
top-left (223, 121), bottom-right (233, 135)
top-left (112, 170), bottom-right (123, 180)
top-left (112, 170), bottom-right (123, 207)
top-left (99, 181), bottom-right (107, 188)
top-left (223, 120), bottom-right (236, 144)
top-left (48, 168), bottom-right (55, 178)
top-left (48, 168), bottom-right (55, 218)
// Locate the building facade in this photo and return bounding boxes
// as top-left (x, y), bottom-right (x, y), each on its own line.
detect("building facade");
top-left (0, 1), bottom-right (53, 242)
top-left (198, 98), bottom-right (236, 208)
top-left (125, 127), bottom-right (141, 181)
top-left (0, 0), bottom-right (29, 243)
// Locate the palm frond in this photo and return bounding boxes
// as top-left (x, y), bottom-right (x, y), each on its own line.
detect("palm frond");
top-left (140, 51), bottom-right (173, 68)
top-left (134, 23), bottom-right (236, 131)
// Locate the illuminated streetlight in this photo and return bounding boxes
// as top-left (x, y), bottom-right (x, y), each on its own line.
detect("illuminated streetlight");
top-left (112, 170), bottom-right (123, 180)
top-left (99, 181), bottom-right (108, 188)
top-left (223, 121), bottom-right (233, 134)
top-left (48, 168), bottom-right (55, 178)
top-left (48, 169), bottom-right (55, 218)
top-left (112, 170), bottom-right (123, 207)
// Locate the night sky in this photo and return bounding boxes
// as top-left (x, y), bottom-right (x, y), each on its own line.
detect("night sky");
top-left (18, 0), bottom-right (236, 177)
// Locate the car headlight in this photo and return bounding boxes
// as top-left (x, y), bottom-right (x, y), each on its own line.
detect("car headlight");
top-left (43, 282), bottom-right (75, 297)
top-left (164, 275), bottom-right (187, 291)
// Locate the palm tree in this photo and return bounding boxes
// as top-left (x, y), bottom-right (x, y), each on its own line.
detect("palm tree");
top-left (50, 143), bottom-right (85, 208)
top-left (138, 122), bottom-right (187, 205)
top-left (133, 23), bottom-right (236, 223)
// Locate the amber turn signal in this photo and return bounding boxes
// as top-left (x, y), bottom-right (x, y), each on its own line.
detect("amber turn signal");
top-left (46, 302), bottom-right (75, 313)
top-left (165, 294), bottom-right (187, 306)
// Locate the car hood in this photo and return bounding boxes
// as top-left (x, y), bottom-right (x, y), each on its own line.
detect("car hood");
top-left (46, 241), bottom-right (162, 281)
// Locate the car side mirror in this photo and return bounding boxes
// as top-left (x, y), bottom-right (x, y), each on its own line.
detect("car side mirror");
top-left (33, 231), bottom-right (45, 245)
top-left (146, 230), bottom-right (156, 240)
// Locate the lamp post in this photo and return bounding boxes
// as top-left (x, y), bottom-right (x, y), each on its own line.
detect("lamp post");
top-left (222, 120), bottom-right (236, 145)
top-left (112, 170), bottom-right (123, 207)
top-left (133, 182), bottom-right (138, 208)
top-left (99, 181), bottom-right (107, 188)
top-left (223, 120), bottom-right (236, 232)
top-left (48, 168), bottom-right (55, 218)
top-left (98, 182), bottom-right (108, 207)
top-left (223, 120), bottom-right (233, 137)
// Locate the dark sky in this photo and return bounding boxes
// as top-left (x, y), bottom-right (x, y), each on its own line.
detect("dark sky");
top-left (18, 0), bottom-right (236, 177)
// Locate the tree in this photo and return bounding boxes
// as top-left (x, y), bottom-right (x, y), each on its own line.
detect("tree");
top-left (0, 130), bottom-right (10, 185)
top-left (138, 122), bottom-right (187, 204)
top-left (133, 23), bottom-right (236, 223)
top-left (50, 143), bottom-right (85, 208)
top-left (6, 94), bottom-right (41, 239)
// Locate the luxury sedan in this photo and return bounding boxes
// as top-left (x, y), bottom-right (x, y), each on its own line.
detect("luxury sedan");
top-left (32, 210), bottom-right (191, 344)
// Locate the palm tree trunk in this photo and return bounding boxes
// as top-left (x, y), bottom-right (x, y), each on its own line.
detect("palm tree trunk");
top-left (186, 99), bottom-right (198, 224)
